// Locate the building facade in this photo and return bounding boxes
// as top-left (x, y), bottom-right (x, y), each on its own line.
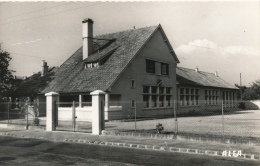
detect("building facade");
top-left (176, 67), bottom-right (238, 114)
top-left (8, 18), bottom-right (240, 121)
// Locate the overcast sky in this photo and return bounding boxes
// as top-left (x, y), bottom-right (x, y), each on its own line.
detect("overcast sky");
top-left (0, 1), bottom-right (259, 86)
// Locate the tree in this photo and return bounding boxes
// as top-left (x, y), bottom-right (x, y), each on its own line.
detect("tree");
top-left (235, 80), bottom-right (260, 100)
top-left (234, 84), bottom-right (247, 100)
top-left (0, 45), bottom-right (15, 98)
top-left (244, 80), bottom-right (260, 100)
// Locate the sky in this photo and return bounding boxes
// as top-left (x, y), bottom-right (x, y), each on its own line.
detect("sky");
top-left (0, 1), bottom-right (259, 86)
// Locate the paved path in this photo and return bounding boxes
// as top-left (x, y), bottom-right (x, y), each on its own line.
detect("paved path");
top-left (0, 128), bottom-right (260, 161)
top-left (0, 136), bottom-right (259, 166)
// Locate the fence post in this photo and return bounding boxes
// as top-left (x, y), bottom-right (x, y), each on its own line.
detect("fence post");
top-left (174, 100), bottom-right (178, 135)
top-left (45, 92), bottom-right (59, 131)
top-left (134, 102), bottom-right (137, 132)
top-left (26, 104), bottom-right (29, 130)
top-left (54, 101), bottom-right (58, 127)
top-left (7, 101), bottom-right (10, 124)
top-left (221, 100), bottom-right (225, 138)
top-left (90, 90), bottom-right (105, 135)
top-left (72, 101), bottom-right (76, 132)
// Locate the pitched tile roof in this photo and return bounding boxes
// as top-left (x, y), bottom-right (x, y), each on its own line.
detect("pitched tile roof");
top-left (176, 67), bottom-right (238, 89)
top-left (42, 25), bottom-right (166, 93)
top-left (15, 67), bottom-right (57, 96)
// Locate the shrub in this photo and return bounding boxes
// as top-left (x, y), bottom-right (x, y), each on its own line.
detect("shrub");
top-left (155, 123), bottom-right (164, 134)
top-left (33, 118), bottom-right (40, 126)
top-left (238, 102), bottom-right (246, 109)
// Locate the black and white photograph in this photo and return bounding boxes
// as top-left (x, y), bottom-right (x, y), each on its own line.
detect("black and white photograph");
top-left (0, 1), bottom-right (259, 165)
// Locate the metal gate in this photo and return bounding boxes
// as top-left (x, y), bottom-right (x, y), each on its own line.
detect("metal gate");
top-left (55, 101), bottom-right (92, 133)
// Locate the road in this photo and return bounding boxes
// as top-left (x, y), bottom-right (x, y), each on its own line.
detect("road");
top-left (0, 136), bottom-right (259, 166)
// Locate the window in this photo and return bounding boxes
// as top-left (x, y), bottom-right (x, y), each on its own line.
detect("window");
top-left (180, 88), bottom-right (184, 95)
top-left (222, 90), bottom-right (236, 108)
top-left (82, 95), bottom-right (92, 107)
top-left (166, 87), bottom-right (171, 94)
top-left (131, 80), bottom-right (135, 88)
top-left (180, 95), bottom-right (185, 106)
top-left (195, 96), bottom-right (199, 105)
top-left (110, 94), bottom-right (121, 106)
top-left (159, 87), bottom-right (164, 94)
top-left (143, 86), bottom-right (172, 108)
top-left (146, 59), bottom-right (155, 74)
top-left (143, 86), bottom-right (149, 93)
top-left (152, 95), bottom-right (157, 107)
top-left (161, 63), bottom-right (169, 75)
top-left (191, 96), bottom-right (194, 105)
top-left (226, 92), bottom-right (229, 104)
top-left (59, 95), bottom-right (79, 107)
top-left (159, 95), bottom-right (164, 107)
top-left (166, 96), bottom-right (171, 107)
top-left (143, 95), bottom-right (149, 108)
top-left (132, 100), bottom-right (135, 108)
top-left (146, 59), bottom-right (169, 76)
top-left (186, 88), bottom-right (189, 95)
top-left (180, 88), bottom-right (199, 106)
top-left (85, 62), bottom-right (99, 68)
top-left (186, 96), bottom-right (190, 106)
top-left (151, 86), bottom-right (157, 94)
top-left (205, 89), bottom-right (219, 105)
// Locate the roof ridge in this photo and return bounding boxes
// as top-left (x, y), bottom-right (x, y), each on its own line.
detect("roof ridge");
top-left (94, 25), bottom-right (158, 38)
top-left (177, 66), bottom-right (216, 76)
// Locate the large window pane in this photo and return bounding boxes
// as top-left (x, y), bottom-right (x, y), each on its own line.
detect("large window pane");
top-left (143, 95), bottom-right (149, 108)
top-left (161, 63), bottom-right (169, 75)
top-left (159, 95), bottom-right (164, 107)
top-left (146, 59), bottom-right (155, 74)
top-left (151, 86), bottom-right (157, 94)
top-left (166, 96), bottom-right (171, 107)
top-left (166, 87), bottom-right (171, 94)
top-left (143, 86), bottom-right (149, 93)
top-left (152, 95), bottom-right (157, 107)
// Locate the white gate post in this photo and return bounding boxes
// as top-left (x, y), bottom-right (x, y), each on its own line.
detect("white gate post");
top-left (104, 93), bottom-right (109, 121)
top-left (91, 90), bottom-right (105, 135)
top-left (45, 92), bottom-right (59, 131)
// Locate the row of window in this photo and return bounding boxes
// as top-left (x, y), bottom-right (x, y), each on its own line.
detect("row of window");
top-left (180, 88), bottom-right (199, 106)
top-left (205, 89), bottom-right (219, 105)
top-left (180, 88), bottom-right (199, 95)
top-left (180, 88), bottom-right (237, 107)
top-left (143, 86), bottom-right (172, 108)
top-left (222, 91), bottom-right (236, 104)
top-left (146, 59), bottom-right (169, 75)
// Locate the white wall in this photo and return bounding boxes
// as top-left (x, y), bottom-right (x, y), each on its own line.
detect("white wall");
top-left (58, 106), bottom-right (123, 121)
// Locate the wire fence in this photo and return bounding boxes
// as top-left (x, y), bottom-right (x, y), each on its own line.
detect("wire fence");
top-left (0, 101), bottom-right (42, 128)
top-left (104, 100), bottom-right (260, 138)
top-left (0, 100), bottom-right (259, 138)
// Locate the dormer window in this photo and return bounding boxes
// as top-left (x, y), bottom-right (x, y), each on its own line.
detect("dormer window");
top-left (85, 62), bottom-right (99, 68)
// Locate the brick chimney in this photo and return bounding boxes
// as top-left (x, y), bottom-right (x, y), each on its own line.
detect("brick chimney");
top-left (82, 18), bottom-right (94, 60)
top-left (42, 60), bottom-right (48, 77)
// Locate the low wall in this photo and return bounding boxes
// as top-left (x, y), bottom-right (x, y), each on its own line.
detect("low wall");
top-left (58, 106), bottom-right (123, 121)
top-left (244, 100), bottom-right (260, 110)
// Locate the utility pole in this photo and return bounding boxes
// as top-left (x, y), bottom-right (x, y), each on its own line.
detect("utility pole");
top-left (240, 73), bottom-right (242, 100)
